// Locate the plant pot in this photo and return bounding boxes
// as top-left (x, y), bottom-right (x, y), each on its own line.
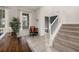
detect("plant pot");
top-left (11, 32), bottom-right (17, 37)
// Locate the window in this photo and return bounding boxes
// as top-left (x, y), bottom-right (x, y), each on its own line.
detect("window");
top-left (0, 9), bottom-right (5, 32)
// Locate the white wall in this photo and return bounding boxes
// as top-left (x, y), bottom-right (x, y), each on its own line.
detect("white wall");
top-left (36, 6), bottom-right (61, 36)
top-left (29, 10), bottom-right (37, 27)
top-left (8, 7), bottom-right (37, 26)
top-left (56, 6), bottom-right (79, 24)
top-left (3, 6), bottom-right (79, 35)
top-left (36, 6), bottom-right (79, 36)
top-left (4, 7), bottom-right (37, 32)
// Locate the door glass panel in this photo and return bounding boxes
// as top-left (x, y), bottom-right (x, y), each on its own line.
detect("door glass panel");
top-left (22, 13), bottom-right (29, 29)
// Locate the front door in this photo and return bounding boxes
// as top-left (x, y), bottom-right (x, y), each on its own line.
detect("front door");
top-left (20, 12), bottom-right (29, 36)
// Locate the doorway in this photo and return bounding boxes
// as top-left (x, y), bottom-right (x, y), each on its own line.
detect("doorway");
top-left (20, 12), bottom-right (29, 36)
top-left (45, 16), bottom-right (49, 35)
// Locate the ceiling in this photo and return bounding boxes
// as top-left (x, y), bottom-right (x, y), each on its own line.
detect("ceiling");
top-left (17, 6), bottom-right (41, 10)
top-left (5, 6), bottom-right (41, 11)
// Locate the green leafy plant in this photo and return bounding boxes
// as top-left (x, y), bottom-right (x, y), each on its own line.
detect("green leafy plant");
top-left (9, 17), bottom-right (20, 35)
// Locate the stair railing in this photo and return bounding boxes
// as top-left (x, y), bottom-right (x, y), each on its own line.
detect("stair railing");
top-left (49, 15), bottom-right (61, 46)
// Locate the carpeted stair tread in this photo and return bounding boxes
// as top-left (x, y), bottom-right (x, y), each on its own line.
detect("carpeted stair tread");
top-left (53, 24), bottom-right (79, 52)
top-left (53, 39), bottom-right (76, 52)
top-left (61, 27), bottom-right (79, 31)
top-left (59, 30), bottom-right (79, 37)
top-left (56, 34), bottom-right (79, 44)
top-left (55, 37), bottom-right (79, 50)
top-left (54, 39), bottom-right (79, 51)
top-left (63, 24), bottom-right (79, 27)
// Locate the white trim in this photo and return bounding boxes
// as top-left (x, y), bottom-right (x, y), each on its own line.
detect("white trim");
top-left (51, 23), bottom-right (62, 46)
top-left (0, 8), bottom-right (9, 33)
top-left (19, 11), bottom-right (29, 36)
top-left (49, 16), bottom-right (62, 46)
top-left (5, 8), bottom-right (9, 33)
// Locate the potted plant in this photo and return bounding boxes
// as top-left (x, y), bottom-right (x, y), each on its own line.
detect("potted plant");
top-left (9, 17), bottom-right (20, 38)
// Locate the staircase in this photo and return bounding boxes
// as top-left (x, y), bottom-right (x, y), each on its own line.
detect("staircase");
top-left (53, 24), bottom-right (79, 52)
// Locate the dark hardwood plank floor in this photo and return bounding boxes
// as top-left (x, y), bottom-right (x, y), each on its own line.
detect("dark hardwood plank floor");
top-left (0, 33), bottom-right (32, 52)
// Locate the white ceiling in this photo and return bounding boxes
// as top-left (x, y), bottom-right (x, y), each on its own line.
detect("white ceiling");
top-left (6, 6), bottom-right (41, 11)
top-left (17, 6), bottom-right (40, 10)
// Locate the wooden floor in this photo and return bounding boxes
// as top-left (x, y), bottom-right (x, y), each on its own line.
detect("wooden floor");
top-left (0, 33), bottom-right (32, 52)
